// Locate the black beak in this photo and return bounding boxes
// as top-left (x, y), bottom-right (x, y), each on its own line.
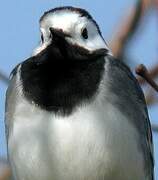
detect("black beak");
top-left (49, 27), bottom-right (71, 40)
top-left (92, 48), bottom-right (109, 57)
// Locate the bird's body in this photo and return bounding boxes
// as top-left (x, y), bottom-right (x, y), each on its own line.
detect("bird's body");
top-left (5, 6), bottom-right (154, 180)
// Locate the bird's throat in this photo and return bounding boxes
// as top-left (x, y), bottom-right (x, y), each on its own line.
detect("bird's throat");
top-left (21, 51), bottom-right (105, 115)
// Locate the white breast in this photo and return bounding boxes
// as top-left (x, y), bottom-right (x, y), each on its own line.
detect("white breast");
top-left (7, 91), bottom-right (145, 180)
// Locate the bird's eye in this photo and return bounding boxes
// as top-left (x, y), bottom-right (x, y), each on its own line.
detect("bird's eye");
top-left (41, 34), bottom-right (44, 43)
top-left (81, 28), bottom-right (88, 39)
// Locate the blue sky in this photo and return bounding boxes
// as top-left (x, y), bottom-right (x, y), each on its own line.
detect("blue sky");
top-left (0, 0), bottom-right (158, 178)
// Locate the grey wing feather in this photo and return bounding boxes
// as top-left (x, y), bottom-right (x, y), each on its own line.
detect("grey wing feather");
top-left (106, 56), bottom-right (154, 180)
top-left (5, 64), bottom-right (22, 142)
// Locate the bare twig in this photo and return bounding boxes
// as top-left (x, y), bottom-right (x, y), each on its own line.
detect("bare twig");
top-left (138, 64), bottom-right (158, 84)
top-left (0, 167), bottom-right (11, 180)
top-left (0, 158), bottom-right (11, 180)
top-left (110, 0), bottom-right (152, 58)
top-left (152, 124), bottom-right (158, 133)
top-left (155, 0), bottom-right (158, 8)
top-left (136, 64), bottom-right (158, 92)
top-left (0, 71), bottom-right (9, 85)
top-left (145, 89), bottom-right (158, 105)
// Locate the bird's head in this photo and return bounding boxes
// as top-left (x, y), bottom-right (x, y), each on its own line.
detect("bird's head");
top-left (33, 6), bottom-right (112, 60)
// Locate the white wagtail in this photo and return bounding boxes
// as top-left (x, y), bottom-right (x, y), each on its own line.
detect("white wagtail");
top-left (5, 6), bottom-right (154, 180)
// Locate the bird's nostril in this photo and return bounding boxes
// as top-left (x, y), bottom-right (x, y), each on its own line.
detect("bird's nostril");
top-left (49, 31), bottom-right (52, 39)
top-left (49, 27), bottom-right (64, 39)
top-left (49, 27), bottom-right (54, 37)
top-left (49, 27), bottom-right (53, 33)
top-left (49, 27), bottom-right (71, 39)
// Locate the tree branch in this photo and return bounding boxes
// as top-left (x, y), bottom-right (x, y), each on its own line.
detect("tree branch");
top-left (135, 64), bottom-right (158, 92)
top-left (0, 167), bottom-right (11, 180)
top-left (137, 64), bottom-right (158, 84)
top-left (110, 0), bottom-right (152, 58)
top-left (0, 71), bottom-right (9, 85)
top-left (152, 124), bottom-right (158, 133)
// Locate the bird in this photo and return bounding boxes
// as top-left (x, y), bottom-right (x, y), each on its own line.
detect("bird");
top-left (5, 6), bottom-right (154, 180)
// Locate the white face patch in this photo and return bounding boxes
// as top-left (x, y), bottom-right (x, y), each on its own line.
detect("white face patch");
top-left (33, 9), bottom-right (112, 56)
top-left (66, 17), bottom-right (109, 52)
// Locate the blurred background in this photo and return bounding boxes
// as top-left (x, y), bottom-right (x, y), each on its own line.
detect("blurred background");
top-left (0, 0), bottom-right (158, 179)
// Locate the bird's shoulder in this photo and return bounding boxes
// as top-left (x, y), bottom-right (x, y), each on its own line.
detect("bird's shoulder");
top-left (5, 57), bottom-right (33, 140)
top-left (105, 55), bottom-right (147, 102)
top-left (9, 61), bottom-right (23, 80)
top-left (104, 55), bottom-right (154, 180)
